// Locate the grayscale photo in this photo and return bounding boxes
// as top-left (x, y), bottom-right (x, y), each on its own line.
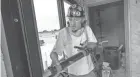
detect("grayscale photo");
top-left (1, 0), bottom-right (140, 77)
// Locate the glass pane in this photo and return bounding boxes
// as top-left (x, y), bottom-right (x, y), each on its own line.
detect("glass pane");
top-left (33, 0), bottom-right (60, 71)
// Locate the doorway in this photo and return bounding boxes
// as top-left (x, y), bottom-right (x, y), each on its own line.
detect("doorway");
top-left (88, 1), bottom-right (126, 77)
top-left (88, 1), bottom-right (124, 47)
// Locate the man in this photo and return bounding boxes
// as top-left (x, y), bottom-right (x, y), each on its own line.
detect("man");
top-left (50, 4), bottom-right (97, 77)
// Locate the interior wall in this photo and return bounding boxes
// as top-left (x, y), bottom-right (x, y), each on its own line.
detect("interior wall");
top-left (88, 2), bottom-right (125, 48)
top-left (129, 0), bottom-right (140, 77)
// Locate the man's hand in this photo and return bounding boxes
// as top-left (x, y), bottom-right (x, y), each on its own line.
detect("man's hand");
top-left (50, 52), bottom-right (59, 65)
top-left (83, 42), bottom-right (97, 55)
top-left (55, 63), bottom-right (62, 73)
top-left (75, 42), bottom-right (97, 56)
top-left (75, 46), bottom-right (91, 56)
top-left (50, 52), bottom-right (62, 73)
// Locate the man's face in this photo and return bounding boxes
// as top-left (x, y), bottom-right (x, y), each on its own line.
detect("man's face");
top-left (68, 17), bottom-right (84, 32)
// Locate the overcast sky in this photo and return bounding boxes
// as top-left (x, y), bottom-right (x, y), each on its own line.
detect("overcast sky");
top-left (33, 0), bottom-right (70, 32)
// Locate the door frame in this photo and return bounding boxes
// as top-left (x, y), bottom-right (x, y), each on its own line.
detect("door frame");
top-left (86, 0), bottom-right (131, 77)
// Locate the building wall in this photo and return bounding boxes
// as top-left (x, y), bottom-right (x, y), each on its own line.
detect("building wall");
top-left (130, 0), bottom-right (140, 77)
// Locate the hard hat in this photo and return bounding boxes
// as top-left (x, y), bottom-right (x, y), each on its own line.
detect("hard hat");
top-left (67, 4), bottom-right (85, 17)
